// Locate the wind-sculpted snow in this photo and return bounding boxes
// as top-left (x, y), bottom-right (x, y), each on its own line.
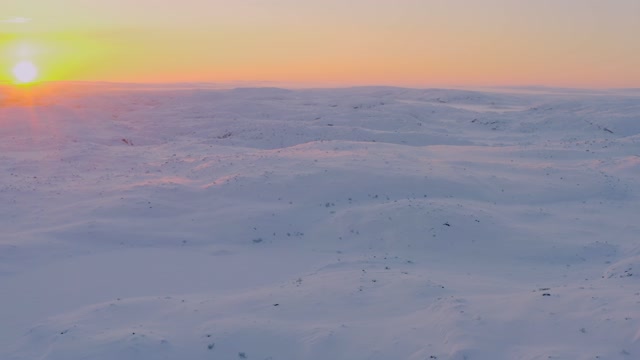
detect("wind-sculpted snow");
top-left (0, 85), bottom-right (639, 359)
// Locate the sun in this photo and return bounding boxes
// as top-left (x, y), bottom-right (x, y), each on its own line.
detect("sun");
top-left (12, 61), bottom-right (39, 84)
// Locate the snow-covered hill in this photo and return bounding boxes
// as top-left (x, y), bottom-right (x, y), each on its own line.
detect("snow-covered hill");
top-left (1, 84), bottom-right (639, 359)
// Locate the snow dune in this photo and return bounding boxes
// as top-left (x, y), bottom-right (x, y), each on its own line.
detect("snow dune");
top-left (1, 84), bottom-right (639, 359)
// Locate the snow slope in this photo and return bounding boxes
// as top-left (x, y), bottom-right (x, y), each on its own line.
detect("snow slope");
top-left (1, 84), bottom-right (639, 359)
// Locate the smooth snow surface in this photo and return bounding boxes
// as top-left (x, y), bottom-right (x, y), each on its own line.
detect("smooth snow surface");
top-left (1, 84), bottom-right (639, 360)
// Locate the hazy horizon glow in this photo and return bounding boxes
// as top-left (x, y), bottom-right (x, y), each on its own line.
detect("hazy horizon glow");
top-left (1, 0), bottom-right (639, 88)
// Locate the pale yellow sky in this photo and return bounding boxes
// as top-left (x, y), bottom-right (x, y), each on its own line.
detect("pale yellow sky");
top-left (1, 0), bottom-right (639, 87)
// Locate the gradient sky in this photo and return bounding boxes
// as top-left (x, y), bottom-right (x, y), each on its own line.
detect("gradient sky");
top-left (1, 0), bottom-right (639, 87)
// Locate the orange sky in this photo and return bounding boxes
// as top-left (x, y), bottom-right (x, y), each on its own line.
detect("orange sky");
top-left (1, 0), bottom-right (639, 87)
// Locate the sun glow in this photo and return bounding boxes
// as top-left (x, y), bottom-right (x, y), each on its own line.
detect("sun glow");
top-left (12, 61), bottom-right (39, 84)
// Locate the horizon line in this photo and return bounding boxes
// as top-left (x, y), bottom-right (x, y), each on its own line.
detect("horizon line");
top-left (1, 80), bottom-right (639, 92)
